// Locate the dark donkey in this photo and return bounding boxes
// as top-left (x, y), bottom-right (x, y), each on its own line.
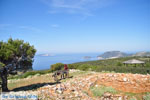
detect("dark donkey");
top-left (52, 70), bottom-right (68, 82)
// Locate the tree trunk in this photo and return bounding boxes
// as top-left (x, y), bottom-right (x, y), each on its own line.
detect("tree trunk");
top-left (1, 68), bottom-right (9, 92)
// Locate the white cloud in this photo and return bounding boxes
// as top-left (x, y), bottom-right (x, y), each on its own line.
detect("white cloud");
top-left (0, 24), bottom-right (11, 29)
top-left (41, 0), bottom-right (113, 16)
top-left (51, 24), bottom-right (59, 28)
top-left (0, 24), bottom-right (43, 33)
top-left (19, 26), bottom-right (42, 33)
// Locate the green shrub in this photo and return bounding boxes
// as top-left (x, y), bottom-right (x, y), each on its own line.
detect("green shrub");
top-left (78, 64), bottom-right (90, 71)
top-left (143, 93), bottom-right (150, 100)
top-left (116, 62), bottom-right (123, 66)
top-left (0, 62), bottom-right (5, 68)
top-left (129, 98), bottom-right (137, 100)
top-left (89, 65), bottom-right (97, 71)
top-left (50, 63), bottom-right (64, 71)
top-left (145, 63), bottom-right (150, 67)
top-left (90, 85), bottom-right (117, 97)
top-left (68, 64), bottom-right (76, 69)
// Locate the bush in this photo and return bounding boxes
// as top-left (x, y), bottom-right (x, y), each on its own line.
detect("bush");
top-left (50, 63), bottom-right (64, 71)
top-left (143, 93), bottom-right (150, 100)
top-left (145, 63), bottom-right (150, 67)
top-left (89, 65), bottom-right (98, 71)
top-left (116, 62), bottom-right (123, 66)
top-left (68, 64), bottom-right (76, 69)
top-left (90, 85), bottom-right (117, 97)
top-left (0, 62), bottom-right (5, 68)
top-left (129, 98), bottom-right (137, 100)
top-left (78, 64), bottom-right (90, 71)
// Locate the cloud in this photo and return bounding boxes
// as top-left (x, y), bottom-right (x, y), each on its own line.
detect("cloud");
top-left (51, 24), bottom-right (59, 28)
top-left (41, 0), bottom-right (112, 16)
top-left (0, 24), bottom-right (43, 33)
top-left (19, 26), bottom-right (42, 33)
top-left (0, 24), bottom-right (11, 29)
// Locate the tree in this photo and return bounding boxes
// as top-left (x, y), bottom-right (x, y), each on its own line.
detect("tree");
top-left (0, 38), bottom-right (36, 91)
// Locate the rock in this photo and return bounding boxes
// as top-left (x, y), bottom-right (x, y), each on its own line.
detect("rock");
top-left (114, 74), bottom-right (117, 77)
top-left (27, 75), bottom-right (32, 78)
top-left (89, 82), bottom-right (94, 87)
top-left (55, 87), bottom-right (64, 94)
top-left (108, 74), bottom-right (113, 77)
top-left (61, 96), bottom-right (65, 99)
top-left (34, 73), bottom-right (40, 77)
top-left (71, 89), bottom-right (75, 92)
top-left (123, 96), bottom-right (128, 100)
top-left (118, 97), bottom-right (122, 100)
top-left (103, 92), bottom-right (112, 98)
top-left (123, 77), bottom-right (127, 82)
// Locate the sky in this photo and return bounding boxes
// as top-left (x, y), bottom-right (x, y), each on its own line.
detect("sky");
top-left (0, 0), bottom-right (150, 54)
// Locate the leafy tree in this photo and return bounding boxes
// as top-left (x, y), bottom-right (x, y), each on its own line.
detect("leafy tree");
top-left (0, 38), bottom-right (36, 91)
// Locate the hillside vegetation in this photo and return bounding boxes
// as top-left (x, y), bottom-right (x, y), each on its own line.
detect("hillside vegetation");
top-left (67, 56), bottom-right (150, 74)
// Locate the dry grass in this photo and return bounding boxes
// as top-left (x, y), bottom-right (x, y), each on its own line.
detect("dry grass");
top-left (8, 74), bottom-right (53, 90)
top-left (8, 70), bottom-right (89, 90)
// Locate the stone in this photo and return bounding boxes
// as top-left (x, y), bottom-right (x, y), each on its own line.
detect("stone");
top-left (123, 77), bottom-right (127, 82)
top-left (118, 97), bottom-right (122, 100)
top-left (103, 92), bottom-right (112, 98)
top-left (34, 73), bottom-right (40, 77)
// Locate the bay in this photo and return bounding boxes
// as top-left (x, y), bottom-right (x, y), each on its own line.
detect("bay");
top-left (32, 53), bottom-right (100, 70)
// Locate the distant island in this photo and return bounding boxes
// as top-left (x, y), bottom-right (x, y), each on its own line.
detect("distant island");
top-left (97, 51), bottom-right (150, 59)
top-left (83, 56), bottom-right (92, 59)
top-left (97, 51), bottom-right (128, 59)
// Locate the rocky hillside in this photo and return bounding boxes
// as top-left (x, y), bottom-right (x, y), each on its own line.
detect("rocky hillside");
top-left (2, 70), bottom-right (150, 100)
top-left (98, 51), bottom-right (128, 59)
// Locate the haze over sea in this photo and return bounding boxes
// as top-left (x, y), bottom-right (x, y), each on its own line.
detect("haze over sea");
top-left (33, 53), bottom-right (101, 70)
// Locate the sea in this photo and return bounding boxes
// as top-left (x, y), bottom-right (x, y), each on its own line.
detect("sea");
top-left (32, 53), bottom-right (101, 70)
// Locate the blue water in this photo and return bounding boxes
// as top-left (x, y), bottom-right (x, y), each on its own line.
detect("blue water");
top-left (32, 53), bottom-right (100, 70)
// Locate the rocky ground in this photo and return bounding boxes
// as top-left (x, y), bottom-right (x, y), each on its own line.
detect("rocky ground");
top-left (1, 70), bottom-right (150, 100)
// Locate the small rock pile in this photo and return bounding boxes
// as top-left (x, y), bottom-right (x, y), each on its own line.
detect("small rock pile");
top-left (96, 73), bottom-right (150, 93)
